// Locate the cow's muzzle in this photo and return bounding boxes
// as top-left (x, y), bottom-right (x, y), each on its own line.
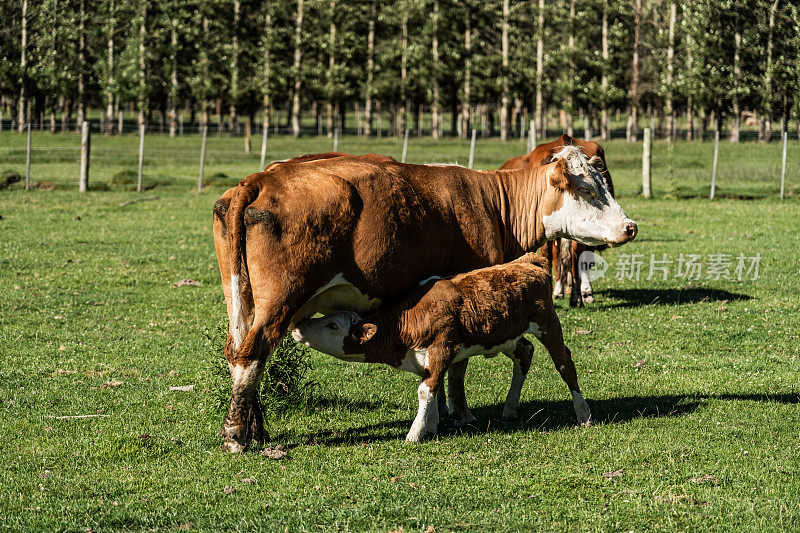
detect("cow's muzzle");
top-left (606, 221), bottom-right (638, 246)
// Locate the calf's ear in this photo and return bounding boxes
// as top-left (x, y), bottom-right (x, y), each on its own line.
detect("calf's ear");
top-left (351, 322), bottom-right (378, 343)
top-left (548, 158), bottom-right (573, 191)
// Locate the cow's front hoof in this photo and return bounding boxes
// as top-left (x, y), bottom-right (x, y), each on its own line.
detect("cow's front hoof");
top-left (221, 422), bottom-right (248, 453)
top-left (501, 410), bottom-right (518, 422)
top-left (222, 438), bottom-right (246, 453)
top-left (452, 411), bottom-right (477, 428)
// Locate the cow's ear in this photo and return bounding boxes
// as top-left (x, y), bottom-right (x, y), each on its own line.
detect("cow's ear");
top-left (587, 155), bottom-right (604, 171)
top-left (548, 158), bottom-right (573, 191)
top-left (351, 322), bottom-right (377, 343)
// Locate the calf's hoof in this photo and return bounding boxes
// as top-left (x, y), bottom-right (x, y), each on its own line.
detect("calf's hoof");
top-left (405, 431), bottom-right (425, 443)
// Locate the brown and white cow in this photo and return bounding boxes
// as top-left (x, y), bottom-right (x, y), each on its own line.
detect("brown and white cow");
top-left (213, 147), bottom-right (636, 452)
top-left (500, 134), bottom-right (615, 307)
top-left (290, 253), bottom-right (589, 442)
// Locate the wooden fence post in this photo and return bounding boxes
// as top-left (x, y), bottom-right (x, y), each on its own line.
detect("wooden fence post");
top-left (527, 120), bottom-right (535, 153)
top-left (25, 122), bottom-right (31, 190)
top-left (468, 129), bottom-right (477, 169)
top-left (79, 121), bottom-right (90, 192)
top-left (137, 123), bottom-right (145, 192)
top-left (781, 130), bottom-right (787, 200)
top-left (118, 112), bottom-right (123, 134)
top-left (642, 127), bottom-right (651, 198)
top-left (333, 127), bottom-right (339, 152)
top-left (259, 125), bottom-right (269, 171)
top-left (401, 128), bottom-right (409, 163)
top-left (710, 129), bottom-right (719, 200)
top-left (198, 123), bottom-right (207, 193)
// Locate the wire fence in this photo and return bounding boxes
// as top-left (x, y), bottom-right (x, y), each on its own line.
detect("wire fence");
top-left (0, 121), bottom-right (797, 199)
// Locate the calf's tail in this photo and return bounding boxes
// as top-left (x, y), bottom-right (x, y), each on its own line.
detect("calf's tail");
top-left (226, 181), bottom-right (259, 350)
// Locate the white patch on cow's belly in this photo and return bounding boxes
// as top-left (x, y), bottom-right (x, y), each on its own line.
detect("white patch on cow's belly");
top-left (291, 273), bottom-right (382, 325)
top-left (525, 322), bottom-right (543, 339)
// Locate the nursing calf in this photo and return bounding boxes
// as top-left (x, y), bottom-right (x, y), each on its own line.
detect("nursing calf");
top-left (291, 253), bottom-right (591, 442)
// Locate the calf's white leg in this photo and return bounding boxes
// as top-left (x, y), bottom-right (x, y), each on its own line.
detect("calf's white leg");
top-left (406, 381), bottom-right (436, 443)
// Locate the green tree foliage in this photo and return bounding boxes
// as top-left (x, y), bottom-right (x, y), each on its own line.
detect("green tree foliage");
top-left (2, 0), bottom-right (798, 138)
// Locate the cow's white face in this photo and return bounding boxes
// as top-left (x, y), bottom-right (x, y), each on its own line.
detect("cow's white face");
top-left (291, 311), bottom-right (368, 359)
top-left (542, 147), bottom-right (637, 246)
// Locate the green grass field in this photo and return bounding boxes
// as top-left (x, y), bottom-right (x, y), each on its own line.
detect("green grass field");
top-left (1, 132), bottom-right (799, 531)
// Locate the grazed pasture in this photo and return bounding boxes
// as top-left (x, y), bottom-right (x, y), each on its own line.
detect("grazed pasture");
top-left (0, 132), bottom-right (798, 531)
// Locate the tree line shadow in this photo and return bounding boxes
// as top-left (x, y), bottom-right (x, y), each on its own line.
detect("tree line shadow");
top-left (596, 287), bottom-right (751, 308)
top-left (297, 391), bottom-right (798, 447)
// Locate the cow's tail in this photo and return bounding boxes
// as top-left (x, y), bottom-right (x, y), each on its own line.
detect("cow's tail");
top-left (226, 181), bottom-right (259, 350)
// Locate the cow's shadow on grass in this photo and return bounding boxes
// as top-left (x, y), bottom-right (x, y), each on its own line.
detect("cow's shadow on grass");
top-left (596, 287), bottom-right (751, 308)
top-left (302, 392), bottom-right (798, 446)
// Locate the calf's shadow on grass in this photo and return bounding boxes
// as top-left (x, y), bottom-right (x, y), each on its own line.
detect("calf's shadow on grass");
top-left (596, 287), bottom-right (751, 308)
top-left (302, 392), bottom-right (797, 446)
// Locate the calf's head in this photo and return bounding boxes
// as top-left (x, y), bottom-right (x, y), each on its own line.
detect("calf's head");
top-left (540, 146), bottom-right (637, 246)
top-left (291, 311), bottom-right (376, 358)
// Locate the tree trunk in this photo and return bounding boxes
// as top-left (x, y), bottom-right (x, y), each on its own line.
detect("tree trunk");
top-left (263, 2), bottom-right (272, 136)
top-left (665, 2), bottom-right (676, 141)
top-left (290, 0), bottom-right (304, 137)
top-left (565, 0), bottom-right (575, 137)
top-left (685, 23), bottom-right (693, 140)
top-left (326, 0), bottom-right (335, 137)
top-left (764, 0), bottom-right (778, 142)
top-left (399, 10), bottom-right (408, 135)
top-left (18, 0), bottom-right (28, 131)
top-left (216, 97), bottom-right (223, 134)
top-left (364, 2), bottom-right (375, 136)
top-left (104, 0), bottom-right (116, 134)
top-left (730, 30), bottom-right (741, 142)
top-left (137, 1), bottom-right (147, 130)
top-left (77, 0), bottom-right (87, 130)
top-left (460, 5), bottom-right (472, 139)
top-left (229, 0), bottom-right (241, 135)
top-left (601, 0), bottom-right (609, 140)
top-left (431, 0), bottom-right (441, 139)
top-left (629, 0), bottom-right (642, 142)
top-left (500, 0), bottom-right (510, 140)
top-left (168, 0), bottom-right (178, 137)
top-left (200, 16), bottom-right (210, 130)
top-left (535, 0), bottom-right (544, 140)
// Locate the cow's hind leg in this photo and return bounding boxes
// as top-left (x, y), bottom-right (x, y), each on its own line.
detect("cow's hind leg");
top-left (535, 308), bottom-right (592, 426)
top-left (502, 338), bottom-right (534, 421)
top-left (446, 360), bottom-right (477, 427)
top-left (222, 305), bottom-right (293, 453)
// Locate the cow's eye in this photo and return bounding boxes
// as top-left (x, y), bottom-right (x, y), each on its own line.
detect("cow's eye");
top-left (579, 186), bottom-right (595, 198)
top-left (326, 322), bottom-right (339, 331)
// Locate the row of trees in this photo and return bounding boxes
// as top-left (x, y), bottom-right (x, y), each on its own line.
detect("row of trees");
top-left (2, 0), bottom-right (800, 142)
